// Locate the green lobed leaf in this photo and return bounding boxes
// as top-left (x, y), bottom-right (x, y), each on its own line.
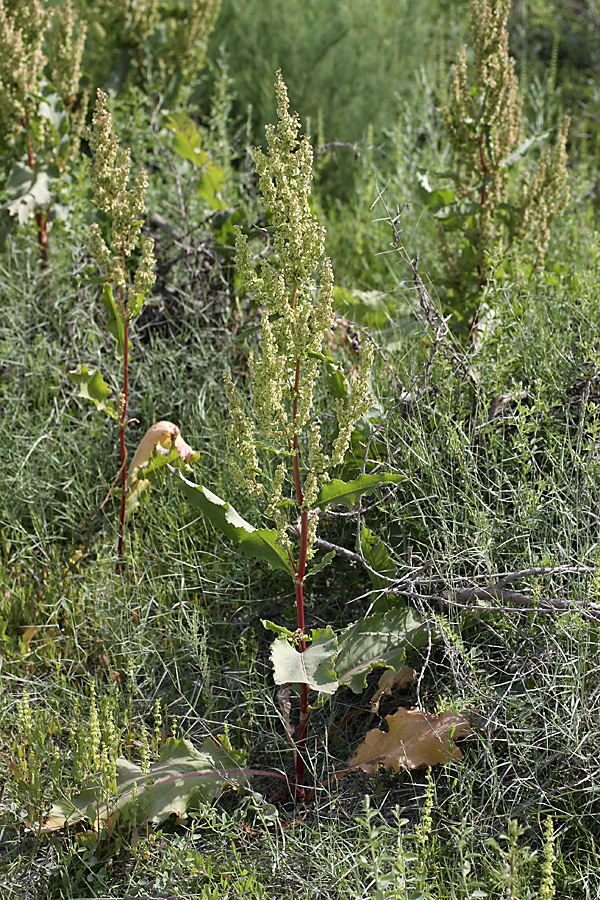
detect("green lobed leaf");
top-left (335, 607), bottom-right (428, 694)
top-left (316, 472), bottom-right (404, 509)
top-left (270, 628), bottom-right (338, 694)
top-left (43, 737), bottom-right (249, 832)
top-left (68, 365), bottom-right (118, 420)
top-left (175, 471), bottom-right (293, 575)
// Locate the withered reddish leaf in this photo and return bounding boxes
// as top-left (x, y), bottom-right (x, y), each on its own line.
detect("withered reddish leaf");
top-left (349, 706), bottom-right (471, 773)
top-left (128, 421), bottom-right (181, 476)
top-left (174, 433), bottom-right (195, 464)
top-left (370, 667), bottom-right (417, 714)
top-left (128, 421), bottom-right (197, 478)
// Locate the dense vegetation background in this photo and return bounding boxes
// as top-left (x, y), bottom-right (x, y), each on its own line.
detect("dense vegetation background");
top-left (2, 0), bottom-right (600, 897)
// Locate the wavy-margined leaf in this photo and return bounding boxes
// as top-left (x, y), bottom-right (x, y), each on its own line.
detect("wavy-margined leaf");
top-left (336, 607), bottom-right (428, 694)
top-left (68, 365), bottom-right (118, 420)
top-left (316, 472), bottom-right (404, 509)
top-left (175, 471), bottom-right (293, 575)
top-left (41, 737), bottom-right (249, 833)
top-left (270, 628), bottom-right (338, 694)
top-left (101, 283), bottom-right (126, 359)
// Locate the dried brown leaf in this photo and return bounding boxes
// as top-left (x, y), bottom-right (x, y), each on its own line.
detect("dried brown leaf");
top-left (349, 706), bottom-right (471, 773)
top-left (370, 667), bottom-right (417, 714)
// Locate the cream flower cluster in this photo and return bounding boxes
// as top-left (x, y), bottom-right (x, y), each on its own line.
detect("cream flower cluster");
top-left (87, 90), bottom-right (156, 318)
top-left (0, 0), bottom-right (48, 137)
top-left (230, 73), bottom-right (374, 553)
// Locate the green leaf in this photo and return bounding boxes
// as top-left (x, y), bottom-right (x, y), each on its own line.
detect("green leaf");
top-left (235, 313), bottom-right (283, 343)
top-left (335, 607), bottom-right (427, 694)
top-left (197, 161), bottom-right (227, 210)
top-left (316, 473), bottom-right (404, 509)
top-left (503, 131), bottom-right (549, 168)
top-left (359, 525), bottom-right (396, 601)
top-left (305, 549), bottom-right (335, 579)
top-left (270, 628), bottom-right (338, 693)
top-left (68, 365), bottom-right (118, 420)
top-left (334, 287), bottom-right (397, 329)
top-left (4, 162), bottom-right (53, 225)
top-left (166, 113), bottom-right (208, 168)
top-left (38, 93), bottom-right (67, 134)
top-left (43, 737), bottom-right (249, 832)
top-left (262, 619), bottom-right (295, 639)
top-left (175, 471), bottom-right (293, 575)
top-left (102, 283), bottom-right (126, 359)
top-left (433, 201), bottom-right (480, 221)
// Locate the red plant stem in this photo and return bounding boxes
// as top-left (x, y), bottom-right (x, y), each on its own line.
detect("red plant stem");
top-left (294, 515), bottom-right (309, 799)
top-left (116, 319), bottom-right (129, 569)
top-left (291, 349), bottom-right (310, 797)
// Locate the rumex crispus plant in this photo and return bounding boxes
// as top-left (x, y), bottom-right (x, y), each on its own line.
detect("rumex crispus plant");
top-left (175, 73), bottom-right (465, 797)
top-left (421, 0), bottom-right (570, 331)
top-left (0, 0), bottom-right (87, 264)
top-left (69, 89), bottom-right (156, 567)
top-left (80, 0), bottom-right (221, 102)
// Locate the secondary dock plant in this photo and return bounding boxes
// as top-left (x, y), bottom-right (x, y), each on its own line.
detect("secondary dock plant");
top-left (0, 0), bottom-right (88, 263)
top-left (175, 73), bottom-right (439, 797)
top-left (421, 0), bottom-right (570, 330)
top-left (69, 89), bottom-right (156, 566)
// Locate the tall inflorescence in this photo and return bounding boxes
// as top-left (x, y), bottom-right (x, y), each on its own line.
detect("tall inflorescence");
top-left (443, 0), bottom-right (522, 281)
top-left (517, 115), bottom-right (570, 265)
top-left (229, 72), bottom-right (373, 559)
top-left (163, 0), bottom-right (222, 84)
top-left (441, 0), bottom-right (570, 303)
top-left (0, 0), bottom-right (49, 140)
top-left (47, 0), bottom-right (87, 109)
top-left (87, 89), bottom-right (156, 318)
top-left (94, 0), bottom-right (159, 47)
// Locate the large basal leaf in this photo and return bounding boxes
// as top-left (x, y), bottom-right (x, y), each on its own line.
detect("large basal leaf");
top-left (335, 607), bottom-right (428, 694)
top-left (68, 365), bottom-right (118, 420)
top-left (316, 473), bottom-right (403, 509)
top-left (270, 628), bottom-right (338, 694)
top-left (42, 737), bottom-right (249, 833)
top-left (349, 707), bottom-right (471, 773)
top-left (175, 471), bottom-right (293, 575)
